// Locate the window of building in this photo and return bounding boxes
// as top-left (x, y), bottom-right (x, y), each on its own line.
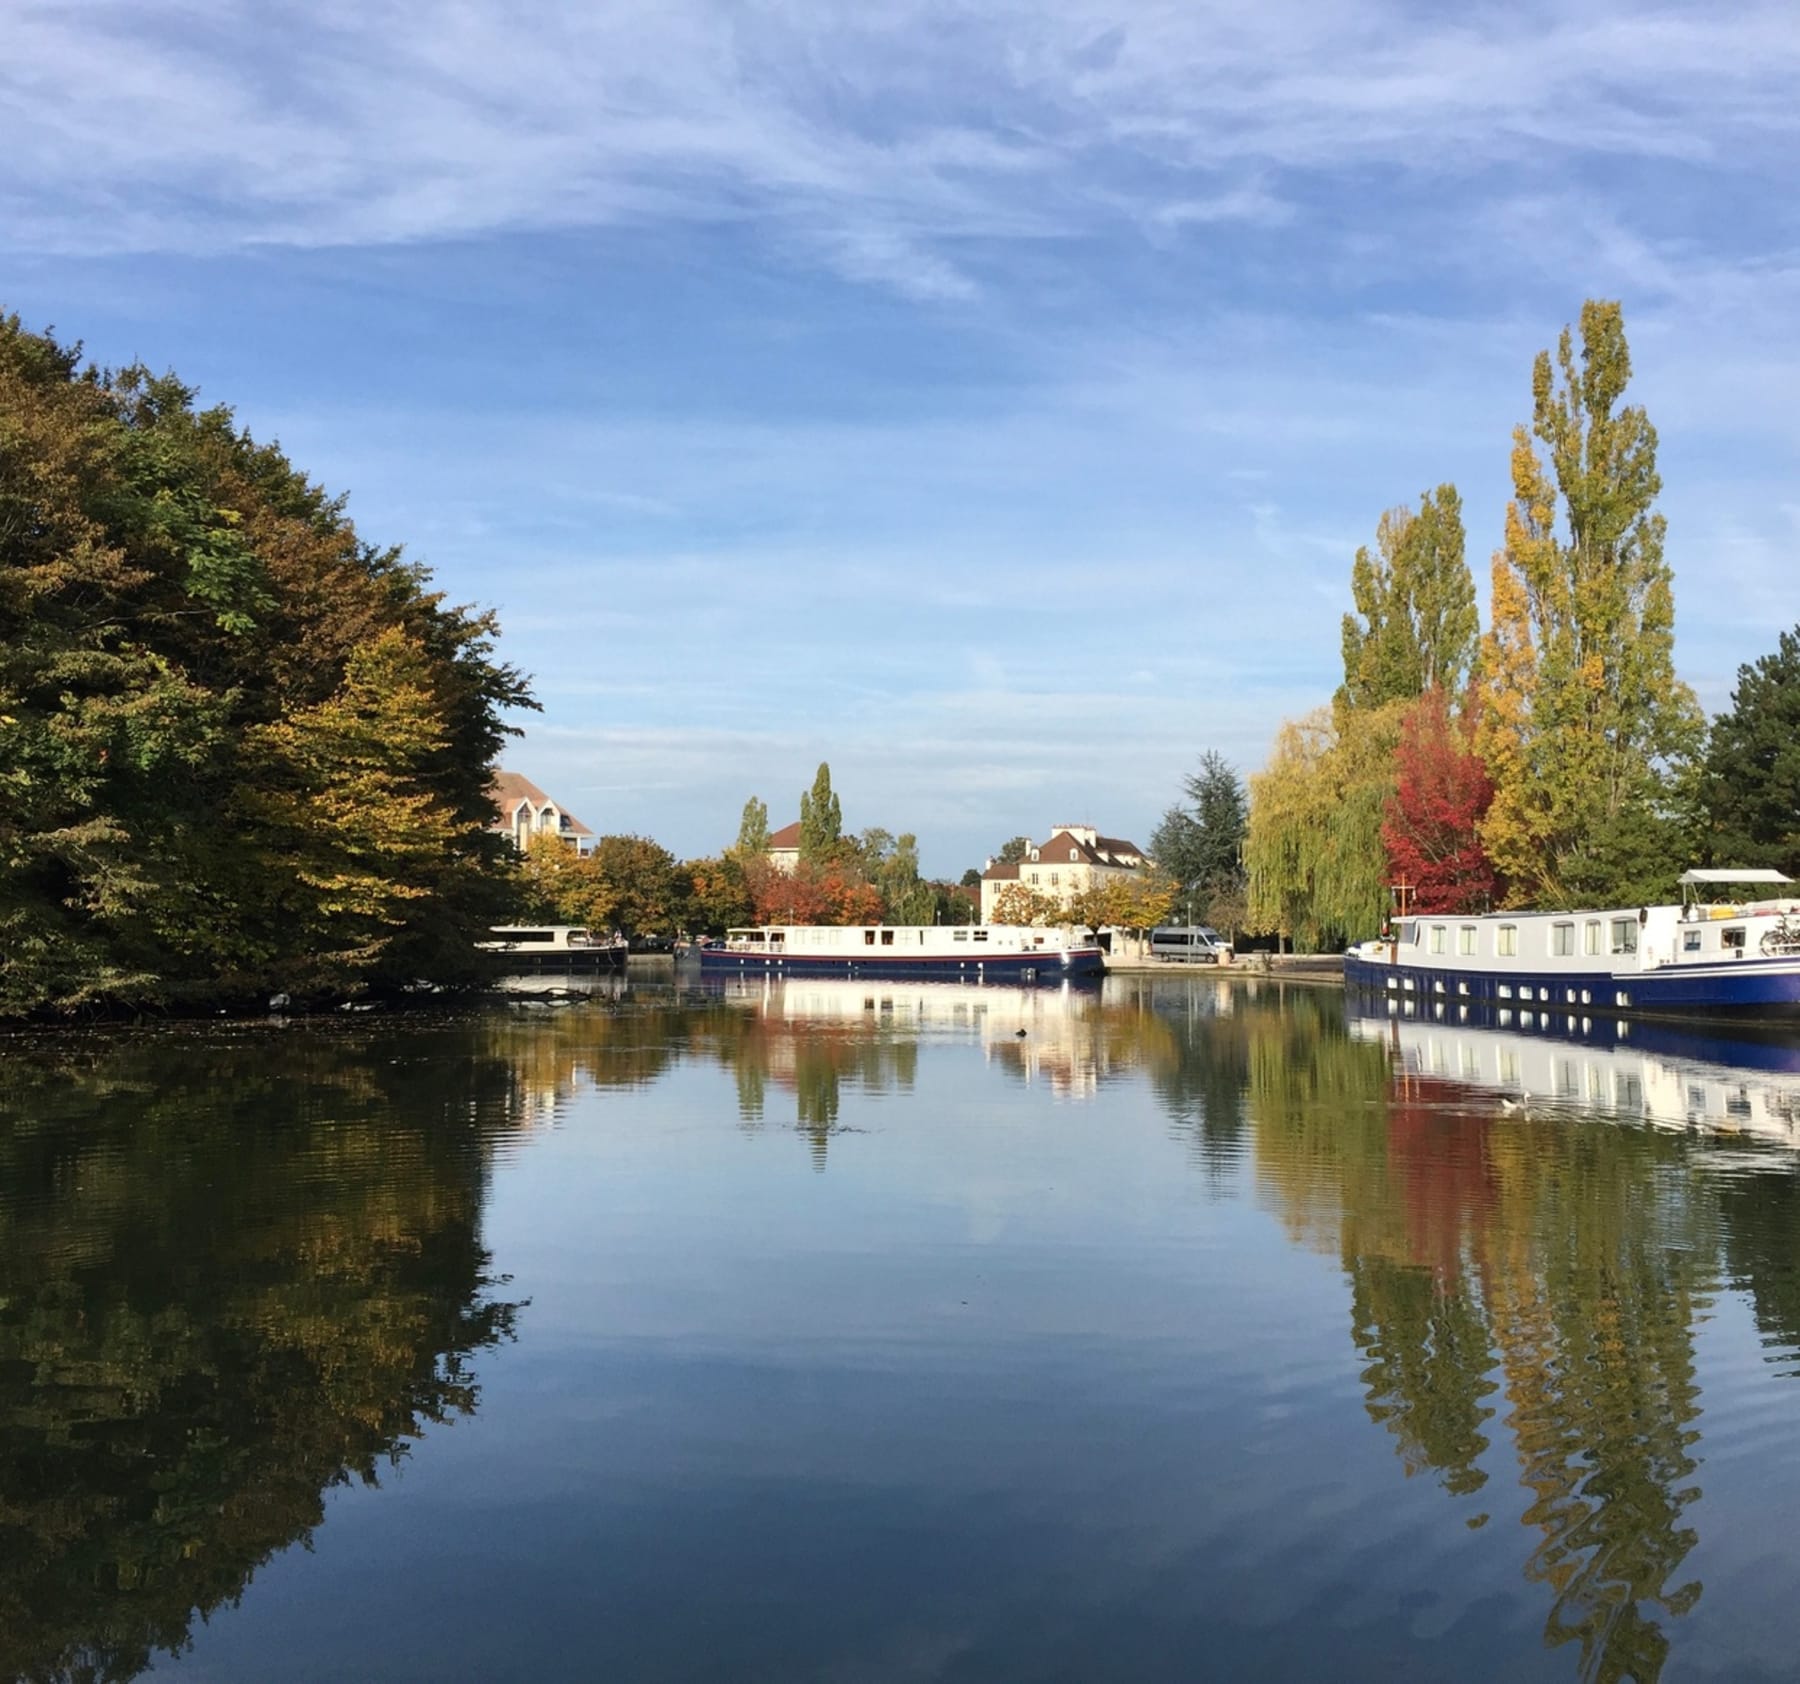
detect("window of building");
top-left (1498, 925), bottom-right (1518, 956)
top-left (1459, 926), bottom-right (1477, 954)
top-left (1028, 871), bottom-right (1039, 884)
top-left (1584, 920), bottom-right (1602, 955)
top-left (1050, 872), bottom-right (1060, 886)
top-left (1722, 926), bottom-right (1747, 952)
top-left (1552, 922), bottom-right (1574, 956)
top-left (1611, 918), bottom-right (1638, 954)
top-left (1429, 925), bottom-right (1446, 953)
top-left (1069, 848), bottom-right (1079, 861)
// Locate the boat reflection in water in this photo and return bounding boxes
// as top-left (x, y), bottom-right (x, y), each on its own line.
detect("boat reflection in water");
top-left (1347, 994), bottom-right (1800, 1149)
top-left (711, 974), bottom-right (1130, 1104)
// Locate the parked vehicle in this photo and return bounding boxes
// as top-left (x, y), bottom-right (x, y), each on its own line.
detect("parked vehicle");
top-left (1149, 925), bottom-right (1232, 964)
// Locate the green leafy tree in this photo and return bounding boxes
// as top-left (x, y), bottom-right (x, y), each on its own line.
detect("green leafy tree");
top-left (1338, 485), bottom-right (1477, 711)
top-left (1246, 703), bottom-right (1407, 948)
top-left (797, 762), bottom-right (843, 864)
top-left (1696, 627), bottom-right (1800, 874)
top-left (733, 795), bottom-right (770, 857)
top-left (0, 314), bottom-right (532, 1014)
top-left (995, 834), bottom-right (1032, 865)
top-left (1478, 300), bottom-right (1702, 905)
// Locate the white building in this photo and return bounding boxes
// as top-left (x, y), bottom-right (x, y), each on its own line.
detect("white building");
top-left (979, 825), bottom-right (1147, 923)
top-left (488, 770), bottom-right (596, 857)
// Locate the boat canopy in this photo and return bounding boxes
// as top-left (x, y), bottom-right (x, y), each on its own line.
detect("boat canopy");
top-left (1679, 869), bottom-right (1795, 886)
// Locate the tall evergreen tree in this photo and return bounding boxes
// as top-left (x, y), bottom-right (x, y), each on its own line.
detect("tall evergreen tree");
top-left (1477, 300), bottom-right (1701, 905)
top-left (797, 761), bottom-right (842, 863)
top-left (1150, 750), bottom-right (1247, 925)
top-left (1338, 485), bottom-right (1477, 712)
top-left (1697, 626), bottom-right (1800, 874)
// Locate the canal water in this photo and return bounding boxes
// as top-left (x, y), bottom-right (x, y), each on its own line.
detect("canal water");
top-left (6, 975), bottom-right (1800, 1683)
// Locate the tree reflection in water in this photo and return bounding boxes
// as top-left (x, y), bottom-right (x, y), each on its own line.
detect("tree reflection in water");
top-left (7, 986), bottom-right (1798, 1684)
top-left (0, 1028), bottom-right (523, 1684)
top-left (1239, 999), bottom-right (1726, 1684)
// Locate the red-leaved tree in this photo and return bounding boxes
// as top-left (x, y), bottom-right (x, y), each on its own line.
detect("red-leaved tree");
top-left (1381, 686), bottom-right (1502, 913)
top-left (748, 859), bottom-right (884, 926)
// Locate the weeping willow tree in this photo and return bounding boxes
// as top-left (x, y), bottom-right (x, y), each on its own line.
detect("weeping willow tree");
top-left (1245, 702), bottom-right (1406, 949)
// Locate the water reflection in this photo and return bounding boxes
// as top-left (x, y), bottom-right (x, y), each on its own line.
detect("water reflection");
top-left (5, 985), bottom-right (1800, 1683)
top-left (0, 1028), bottom-right (522, 1684)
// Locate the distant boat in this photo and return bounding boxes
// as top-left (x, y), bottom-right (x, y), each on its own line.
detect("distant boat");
top-left (1345, 870), bottom-right (1800, 1023)
top-left (700, 924), bottom-right (1104, 983)
top-left (477, 925), bottom-right (629, 973)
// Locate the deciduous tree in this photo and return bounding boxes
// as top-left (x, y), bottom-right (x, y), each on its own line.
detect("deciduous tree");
top-left (1381, 687), bottom-right (1501, 914)
top-left (1477, 300), bottom-right (1702, 905)
top-left (733, 796), bottom-right (770, 857)
top-left (798, 762), bottom-right (843, 864)
top-left (1339, 485), bottom-right (1477, 711)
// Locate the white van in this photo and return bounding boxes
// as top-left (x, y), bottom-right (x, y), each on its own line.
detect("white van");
top-left (1149, 925), bottom-right (1232, 964)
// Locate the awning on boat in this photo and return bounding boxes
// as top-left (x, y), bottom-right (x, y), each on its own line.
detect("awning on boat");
top-left (1678, 868), bottom-right (1795, 885)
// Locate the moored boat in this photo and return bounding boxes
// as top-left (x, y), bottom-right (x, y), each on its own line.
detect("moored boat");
top-left (699, 923), bottom-right (1105, 983)
top-left (1343, 870), bottom-right (1800, 1023)
top-left (477, 925), bottom-right (629, 973)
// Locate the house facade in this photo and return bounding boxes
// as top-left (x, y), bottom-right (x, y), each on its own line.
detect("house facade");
top-left (489, 770), bottom-right (596, 857)
top-left (765, 820), bottom-right (803, 874)
top-left (979, 825), bottom-right (1148, 923)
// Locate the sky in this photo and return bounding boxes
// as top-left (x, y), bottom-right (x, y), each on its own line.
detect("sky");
top-left (5, 0), bottom-right (1799, 876)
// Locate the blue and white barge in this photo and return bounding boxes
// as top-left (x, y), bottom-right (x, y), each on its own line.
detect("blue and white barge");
top-left (1343, 870), bottom-right (1800, 1023)
top-left (700, 924), bottom-right (1105, 983)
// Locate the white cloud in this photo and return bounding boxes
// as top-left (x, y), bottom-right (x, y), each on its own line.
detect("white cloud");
top-left (8, 0), bottom-right (1800, 299)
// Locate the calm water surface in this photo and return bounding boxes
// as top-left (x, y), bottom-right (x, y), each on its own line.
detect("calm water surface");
top-left (7, 975), bottom-right (1800, 1683)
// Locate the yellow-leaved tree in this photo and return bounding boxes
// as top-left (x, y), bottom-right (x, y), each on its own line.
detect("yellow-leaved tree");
top-left (1476, 300), bottom-right (1701, 906)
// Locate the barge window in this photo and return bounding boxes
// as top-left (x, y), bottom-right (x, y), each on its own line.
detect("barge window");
top-left (1459, 926), bottom-right (1476, 954)
top-left (865, 929), bottom-right (877, 945)
top-left (953, 929), bottom-right (968, 942)
top-left (1722, 926), bottom-right (1747, 952)
top-left (1584, 920), bottom-right (1602, 955)
top-left (1683, 929), bottom-right (1702, 953)
top-left (1428, 925), bottom-right (1446, 953)
top-left (1552, 922), bottom-right (1574, 956)
top-left (1497, 925), bottom-right (1518, 956)
top-left (972, 929), bottom-right (988, 942)
top-left (880, 929), bottom-right (896, 946)
top-left (1610, 918), bottom-right (1638, 954)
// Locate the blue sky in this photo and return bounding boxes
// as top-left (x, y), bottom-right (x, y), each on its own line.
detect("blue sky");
top-left (5, 1), bottom-right (1798, 874)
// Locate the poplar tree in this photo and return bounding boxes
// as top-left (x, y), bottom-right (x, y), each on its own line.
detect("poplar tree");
top-left (797, 761), bottom-right (842, 863)
top-left (1338, 485), bottom-right (1477, 711)
top-left (1477, 300), bottom-right (1701, 905)
top-left (733, 795), bottom-right (770, 856)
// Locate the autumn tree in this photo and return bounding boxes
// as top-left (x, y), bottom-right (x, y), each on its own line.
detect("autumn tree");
top-left (1696, 626), bottom-right (1800, 874)
top-left (685, 853), bottom-right (755, 934)
top-left (1477, 300), bottom-right (1702, 906)
top-left (1339, 485), bottom-right (1477, 711)
top-left (1070, 872), bottom-right (1177, 935)
top-left (1381, 687), bottom-right (1501, 914)
top-left (1245, 703), bottom-right (1407, 949)
top-left (749, 858), bottom-right (882, 926)
top-left (990, 883), bottom-right (1063, 926)
top-left (797, 762), bottom-right (843, 864)
top-left (0, 315), bottom-right (531, 1014)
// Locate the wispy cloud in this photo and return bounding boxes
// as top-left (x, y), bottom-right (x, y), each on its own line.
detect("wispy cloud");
top-left (9, 0), bottom-right (1800, 299)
